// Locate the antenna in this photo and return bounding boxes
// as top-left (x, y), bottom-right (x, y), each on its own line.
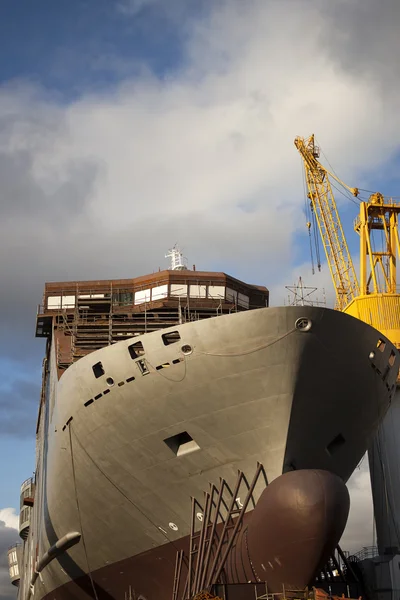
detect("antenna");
top-left (165, 245), bottom-right (187, 271)
top-left (285, 276), bottom-right (326, 307)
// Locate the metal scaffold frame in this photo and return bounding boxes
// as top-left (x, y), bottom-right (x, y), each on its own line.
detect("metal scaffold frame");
top-left (172, 462), bottom-right (362, 600)
top-left (172, 463), bottom-right (268, 600)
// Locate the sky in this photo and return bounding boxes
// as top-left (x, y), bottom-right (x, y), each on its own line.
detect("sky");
top-left (0, 0), bottom-right (399, 596)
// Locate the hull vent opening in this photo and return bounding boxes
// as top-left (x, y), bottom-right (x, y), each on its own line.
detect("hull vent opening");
top-left (326, 433), bottom-right (346, 456)
top-left (128, 342), bottom-right (145, 359)
top-left (377, 339), bottom-right (386, 352)
top-left (162, 331), bottom-right (181, 345)
top-left (164, 431), bottom-right (200, 457)
top-left (92, 362), bottom-right (105, 378)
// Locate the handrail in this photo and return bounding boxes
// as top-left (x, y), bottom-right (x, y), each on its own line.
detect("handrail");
top-left (8, 543), bottom-right (22, 551)
top-left (20, 477), bottom-right (34, 489)
top-left (351, 545), bottom-right (378, 561)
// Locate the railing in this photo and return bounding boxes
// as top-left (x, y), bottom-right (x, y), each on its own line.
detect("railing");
top-left (351, 546), bottom-right (378, 561)
top-left (256, 588), bottom-right (315, 600)
top-left (20, 477), bottom-right (34, 490)
top-left (8, 543), bottom-right (22, 551)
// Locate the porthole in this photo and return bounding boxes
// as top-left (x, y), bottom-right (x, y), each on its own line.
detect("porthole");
top-left (295, 317), bottom-right (312, 332)
top-left (181, 344), bottom-right (193, 355)
top-left (106, 377), bottom-right (115, 387)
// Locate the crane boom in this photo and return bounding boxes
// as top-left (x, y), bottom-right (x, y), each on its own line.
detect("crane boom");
top-left (294, 135), bottom-right (360, 311)
top-left (295, 133), bottom-right (400, 352)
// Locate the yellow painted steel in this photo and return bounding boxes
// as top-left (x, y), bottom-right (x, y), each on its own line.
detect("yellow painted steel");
top-left (294, 135), bottom-right (359, 311)
top-left (344, 295), bottom-right (400, 349)
top-left (295, 134), bottom-right (400, 364)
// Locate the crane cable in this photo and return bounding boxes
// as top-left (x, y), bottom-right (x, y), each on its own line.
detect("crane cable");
top-left (330, 180), bottom-right (360, 207)
top-left (317, 137), bottom-right (400, 202)
top-left (301, 158), bottom-right (315, 274)
top-left (312, 207), bottom-right (322, 271)
top-left (316, 140), bottom-right (361, 206)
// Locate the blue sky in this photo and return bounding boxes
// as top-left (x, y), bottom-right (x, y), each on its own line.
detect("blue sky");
top-left (0, 0), bottom-right (204, 93)
top-left (1, 2), bottom-right (399, 592)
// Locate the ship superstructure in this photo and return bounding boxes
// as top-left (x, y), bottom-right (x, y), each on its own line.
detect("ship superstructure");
top-left (35, 262), bottom-right (269, 370)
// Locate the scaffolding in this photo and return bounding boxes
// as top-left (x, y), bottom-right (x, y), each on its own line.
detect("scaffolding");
top-left (172, 464), bottom-right (363, 600)
top-left (35, 272), bottom-right (269, 371)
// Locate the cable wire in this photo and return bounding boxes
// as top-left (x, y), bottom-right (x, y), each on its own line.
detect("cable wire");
top-left (196, 327), bottom-right (297, 358)
top-left (301, 158), bottom-right (316, 275)
top-left (330, 180), bottom-right (360, 207)
top-left (145, 356), bottom-right (187, 383)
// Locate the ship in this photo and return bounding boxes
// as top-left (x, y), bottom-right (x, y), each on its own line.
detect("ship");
top-left (7, 247), bottom-right (400, 600)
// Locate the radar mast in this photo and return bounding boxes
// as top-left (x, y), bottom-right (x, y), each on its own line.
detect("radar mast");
top-left (165, 245), bottom-right (187, 271)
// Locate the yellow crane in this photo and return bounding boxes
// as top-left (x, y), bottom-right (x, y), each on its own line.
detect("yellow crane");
top-left (294, 134), bottom-right (400, 352)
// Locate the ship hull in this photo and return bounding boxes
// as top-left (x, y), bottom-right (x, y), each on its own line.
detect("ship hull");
top-left (25, 306), bottom-right (398, 600)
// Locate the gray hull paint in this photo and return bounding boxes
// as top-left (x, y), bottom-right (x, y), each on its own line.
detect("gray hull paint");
top-left (22, 306), bottom-right (399, 600)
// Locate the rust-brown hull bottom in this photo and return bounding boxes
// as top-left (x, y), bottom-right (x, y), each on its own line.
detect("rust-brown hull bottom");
top-left (44, 470), bottom-right (350, 600)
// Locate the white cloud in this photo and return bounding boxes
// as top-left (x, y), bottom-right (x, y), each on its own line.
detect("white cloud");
top-left (0, 509), bottom-right (19, 600)
top-left (341, 456), bottom-right (375, 554)
top-left (2, 1), bottom-right (398, 283)
top-left (0, 508), bottom-right (19, 531)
